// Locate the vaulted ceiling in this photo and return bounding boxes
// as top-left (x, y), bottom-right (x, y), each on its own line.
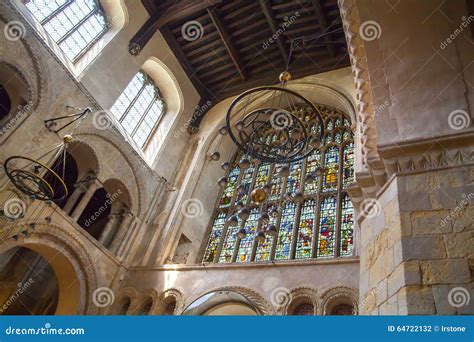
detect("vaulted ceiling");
top-left (130, 0), bottom-right (350, 130)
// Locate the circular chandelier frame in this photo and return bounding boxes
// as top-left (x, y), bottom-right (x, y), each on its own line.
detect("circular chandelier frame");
top-left (225, 86), bottom-right (325, 164)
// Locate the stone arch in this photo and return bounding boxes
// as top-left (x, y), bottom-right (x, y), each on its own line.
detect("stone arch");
top-left (183, 286), bottom-right (274, 315)
top-left (283, 287), bottom-right (319, 315)
top-left (320, 286), bottom-right (358, 315)
top-left (156, 288), bottom-right (184, 315)
top-left (65, 140), bottom-right (100, 180)
top-left (0, 223), bottom-right (99, 314)
top-left (109, 287), bottom-right (139, 315)
top-left (73, 131), bottom-right (144, 217)
top-left (0, 61), bottom-right (35, 141)
top-left (133, 288), bottom-right (159, 315)
top-left (101, 178), bottom-right (133, 213)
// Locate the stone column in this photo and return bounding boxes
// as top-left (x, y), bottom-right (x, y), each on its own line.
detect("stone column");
top-left (117, 217), bottom-right (139, 259)
top-left (110, 212), bottom-right (134, 255)
top-left (62, 185), bottom-right (84, 214)
top-left (70, 180), bottom-right (100, 221)
top-left (98, 214), bottom-right (119, 247)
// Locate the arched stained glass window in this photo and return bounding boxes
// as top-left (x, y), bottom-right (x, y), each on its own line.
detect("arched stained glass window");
top-left (202, 104), bottom-right (354, 263)
top-left (110, 71), bottom-right (166, 148)
top-left (25, 0), bottom-right (109, 63)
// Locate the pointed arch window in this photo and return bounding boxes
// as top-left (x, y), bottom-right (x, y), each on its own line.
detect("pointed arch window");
top-left (110, 71), bottom-right (166, 148)
top-left (202, 105), bottom-right (354, 263)
top-left (25, 0), bottom-right (109, 63)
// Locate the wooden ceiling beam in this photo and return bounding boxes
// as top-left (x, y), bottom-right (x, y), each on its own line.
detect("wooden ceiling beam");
top-left (311, 0), bottom-right (336, 57)
top-left (207, 8), bottom-right (247, 82)
top-left (160, 26), bottom-right (212, 100)
top-left (129, 0), bottom-right (221, 55)
top-left (259, 0), bottom-right (289, 65)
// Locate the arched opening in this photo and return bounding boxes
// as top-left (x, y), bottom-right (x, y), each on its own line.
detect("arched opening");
top-left (203, 302), bottom-right (257, 315)
top-left (113, 296), bottom-right (131, 315)
top-left (0, 84), bottom-right (11, 120)
top-left (0, 63), bottom-right (29, 125)
top-left (323, 291), bottom-right (357, 316)
top-left (136, 297), bottom-right (153, 315)
top-left (77, 187), bottom-right (111, 240)
top-left (43, 151), bottom-right (79, 209)
top-left (0, 243), bottom-right (83, 315)
top-left (182, 291), bottom-right (259, 316)
top-left (0, 247), bottom-right (58, 315)
top-left (163, 299), bottom-right (176, 315)
top-left (291, 303), bottom-right (315, 316)
top-left (330, 304), bottom-right (355, 315)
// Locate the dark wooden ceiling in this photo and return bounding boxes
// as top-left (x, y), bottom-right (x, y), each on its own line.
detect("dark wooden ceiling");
top-left (131, 0), bottom-right (350, 129)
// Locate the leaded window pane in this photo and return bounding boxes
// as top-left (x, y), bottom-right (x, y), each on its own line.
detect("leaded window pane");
top-left (202, 105), bottom-right (355, 263)
top-left (26, 0), bottom-right (109, 62)
top-left (110, 71), bottom-right (166, 148)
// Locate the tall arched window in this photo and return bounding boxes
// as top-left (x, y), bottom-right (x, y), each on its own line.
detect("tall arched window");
top-left (202, 104), bottom-right (354, 263)
top-left (25, 0), bottom-right (109, 63)
top-left (110, 71), bottom-right (166, 148)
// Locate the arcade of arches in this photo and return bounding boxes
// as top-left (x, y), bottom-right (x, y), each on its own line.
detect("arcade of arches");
top-left (0, 0), bottom-right (472, 316)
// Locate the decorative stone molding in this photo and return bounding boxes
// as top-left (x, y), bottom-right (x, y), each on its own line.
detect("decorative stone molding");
top-left (0, 222), bottom-right (99, 314)
top-left (320, 286), bottom-right (359, 315)
top-left (74, 130), bottom-right (147, 217)
top-left (281, 286), bottom-right (319, 315)
top-left (109, 287), bottom-right (139, 315)
top-left (183, 286), bottom-right (274, 315)
top-left (157, 288), bottom-right (184, 315)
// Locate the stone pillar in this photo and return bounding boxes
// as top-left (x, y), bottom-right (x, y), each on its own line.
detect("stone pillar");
top-left (98, 214), bottom-right (119, 247)
top-left (117, 217), bottom-right (139, 259)
top-left (70, 180), bottom-right (100, 221)
top-left (110, 212), bottom-right (134, 255)
top-left (62, 185), bottom-right (84, 214)
top-left (358, 166), bottom-right (473, 315)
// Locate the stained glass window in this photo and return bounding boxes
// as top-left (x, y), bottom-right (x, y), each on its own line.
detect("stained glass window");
top-left (275, 202), bottom-right (296, 260)
top-left (255, 205), bottom-right (277, 262)
top-left (202, 212), bottom-right (226, 263)
top-left (236, 208), bottom-right (259, 262)
top-left (25, 0), bottom-right (109, 63)
top-left (317, 196), bottom-right (337, 258)
top-left (220, 166), bottom-right (240, 208)
top-left (286, 161), bottom-right (302, 194)
top-left (202, 104), bottom-right (355, 263)
top-left (110, 71), bottom-right (166, 148)
top-left (340, 194), bottom-right (354, 256)
top-left (343, 142), bottom-right (354, 188)
top-left (295, 200), bottom-right (316, 259)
